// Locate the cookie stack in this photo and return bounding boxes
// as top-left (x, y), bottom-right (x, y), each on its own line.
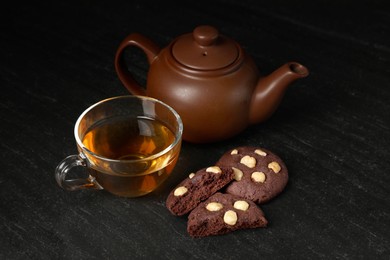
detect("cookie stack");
top-left (166, 146), bottom-right (288, 237)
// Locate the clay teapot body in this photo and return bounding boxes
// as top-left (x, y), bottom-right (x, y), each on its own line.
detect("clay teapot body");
top-left (115, 25), bottom-right (308, 143)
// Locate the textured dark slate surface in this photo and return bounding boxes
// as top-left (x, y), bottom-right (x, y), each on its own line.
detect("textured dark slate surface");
top-left (1, 0), bottom-right (389, 259)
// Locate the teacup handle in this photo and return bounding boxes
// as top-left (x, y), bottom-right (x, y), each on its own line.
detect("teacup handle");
top-left (114, 33), bottom-right (160, 96)
top-left (55, 154), bottom-right (103, 191)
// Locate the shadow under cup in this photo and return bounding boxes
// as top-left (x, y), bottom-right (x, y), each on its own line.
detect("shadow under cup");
top-left (55, 96), bottom-right (183, 197)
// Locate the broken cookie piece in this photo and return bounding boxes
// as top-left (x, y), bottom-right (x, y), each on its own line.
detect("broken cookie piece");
top-left (166, 167), bottom-right (234, 216)
top-left (187, 193), bottom-right (268, 237)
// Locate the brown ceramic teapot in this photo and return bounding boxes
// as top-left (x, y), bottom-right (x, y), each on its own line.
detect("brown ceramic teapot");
top-left (115, 25), bottom-right (309, 143)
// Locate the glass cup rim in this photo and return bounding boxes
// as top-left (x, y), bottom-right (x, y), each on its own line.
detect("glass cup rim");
top-left (74, 95), bottom-right (183, 164)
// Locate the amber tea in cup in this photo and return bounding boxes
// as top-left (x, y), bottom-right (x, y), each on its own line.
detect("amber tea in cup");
top-left (55, 96), bottom-right (183, 197)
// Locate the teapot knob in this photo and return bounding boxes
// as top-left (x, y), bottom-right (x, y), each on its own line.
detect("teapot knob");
top-left (193, 25), bottom-right (219, 46)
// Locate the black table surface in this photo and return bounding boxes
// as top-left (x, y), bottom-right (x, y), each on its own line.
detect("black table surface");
top-left (1, 0), bottom-right (389, 259)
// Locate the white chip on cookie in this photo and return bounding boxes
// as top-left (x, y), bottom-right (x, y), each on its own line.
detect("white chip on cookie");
top-left (232, 167), bottom-right (243, 181)
top-left (223, 210), bottom-right (238, 226)
top-left (240, 155), bottom-right (256, 168)
top-left (174, 186), bottom-right (188, 196)
top-left (233, 200), bottom-right (249, 211)
top-left (268, 161), bottom-right (281, 173)
top-left (206, 202), bottom-right (223, 212)
top-left (206, 166), bottom-right (222, 174)
top-left (254, 149), bottom-right (267, 156)
top-left (251, 171), bottom-right (266, 183)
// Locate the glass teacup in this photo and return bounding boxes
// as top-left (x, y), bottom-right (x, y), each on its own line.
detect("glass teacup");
top-left (55, 96), bottom-right (183, 197)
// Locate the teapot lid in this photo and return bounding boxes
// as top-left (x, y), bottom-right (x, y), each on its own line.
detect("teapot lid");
top-left (172, 25), bottom-right (239, 70)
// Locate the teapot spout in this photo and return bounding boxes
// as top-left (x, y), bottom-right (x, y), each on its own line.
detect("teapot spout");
top-left (249, 62), bottom-right (309, 124)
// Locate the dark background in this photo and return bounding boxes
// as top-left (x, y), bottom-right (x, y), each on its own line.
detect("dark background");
top-left (1, 0), bottom-right (389, 259)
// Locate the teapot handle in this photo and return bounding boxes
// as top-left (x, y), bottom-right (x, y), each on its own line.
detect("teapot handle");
top-left (114, 33), bottom-right (160, 95)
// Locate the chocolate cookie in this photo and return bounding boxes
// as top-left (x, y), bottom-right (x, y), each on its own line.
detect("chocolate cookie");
top-left (187, 192), bottom-right (268, 237)
top-left (166, 166), bottom-right (234, 216)
top-left (216, 146), bottom-right (288, 204)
